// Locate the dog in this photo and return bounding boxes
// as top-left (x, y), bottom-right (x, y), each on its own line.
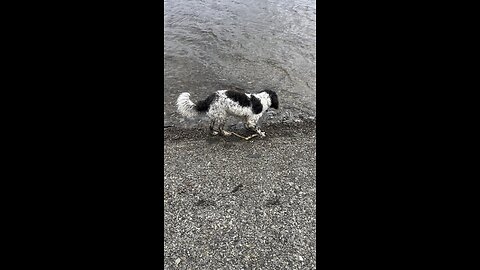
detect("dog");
top-left (176, 89), bottom-right (278, 137)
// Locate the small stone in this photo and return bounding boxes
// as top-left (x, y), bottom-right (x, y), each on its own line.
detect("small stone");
top-left (175, 258), bottom-right (181, 265)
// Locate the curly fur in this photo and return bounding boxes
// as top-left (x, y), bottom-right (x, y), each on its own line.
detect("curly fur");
top-left (176, 89), bottom-right (279, 137)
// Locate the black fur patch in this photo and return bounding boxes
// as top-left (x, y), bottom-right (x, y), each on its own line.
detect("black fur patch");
top-left (250, 95), bottom-right (263, 114)
top-left (263, 89), bottom-right (279, 109)
top-left (196, 93), bottom-right (217, 112)
top-left (225, 90), bottom-right (251, 107)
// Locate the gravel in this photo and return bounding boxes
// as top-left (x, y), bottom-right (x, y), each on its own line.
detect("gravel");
top-left (164, 120), bottom-right (317, 269)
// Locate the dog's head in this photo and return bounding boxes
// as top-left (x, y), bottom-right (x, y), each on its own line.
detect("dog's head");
top-left (263, 89), bottom-right (279, 109)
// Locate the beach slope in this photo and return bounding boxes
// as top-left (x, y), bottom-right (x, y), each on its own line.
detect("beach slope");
top-left (164, 120), bottom-right (316, 269)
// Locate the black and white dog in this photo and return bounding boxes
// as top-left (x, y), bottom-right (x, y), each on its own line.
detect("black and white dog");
top-left (176, 89), bottom-right (279, 137)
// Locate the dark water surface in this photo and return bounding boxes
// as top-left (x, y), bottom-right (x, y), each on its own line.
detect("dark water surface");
top-left (164, 0), bottom-right (316, 127)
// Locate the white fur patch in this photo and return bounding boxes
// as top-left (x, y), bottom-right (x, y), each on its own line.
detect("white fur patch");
top-left (176, 92), bottom-right (198, 118)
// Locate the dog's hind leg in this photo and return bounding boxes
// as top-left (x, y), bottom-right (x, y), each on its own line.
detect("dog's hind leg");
top-left (209, 119), bottom-right (219, 136)
top-left (216, 115), bottom-right (232, 136)
top-left (218, 122), bottom-right (232, 136)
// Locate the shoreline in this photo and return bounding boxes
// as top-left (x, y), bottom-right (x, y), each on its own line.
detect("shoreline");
top-left (164, 118), bottom-right (317, 141)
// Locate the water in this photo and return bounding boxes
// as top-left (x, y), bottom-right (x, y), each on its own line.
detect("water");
top-left (164, 0), bottom-right (316, 127)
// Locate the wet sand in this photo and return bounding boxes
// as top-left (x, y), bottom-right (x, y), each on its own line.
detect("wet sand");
top-left (164, 119), bottom-right (316, 269)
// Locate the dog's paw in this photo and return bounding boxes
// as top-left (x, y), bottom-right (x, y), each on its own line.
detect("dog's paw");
top-left (258, 131), bottom-right (266, 137)
top-left (222, 130), bottom-right (232, 136)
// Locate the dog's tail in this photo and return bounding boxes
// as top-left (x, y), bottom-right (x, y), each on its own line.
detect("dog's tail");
top-left (176, 92), bottom-right (199, 118)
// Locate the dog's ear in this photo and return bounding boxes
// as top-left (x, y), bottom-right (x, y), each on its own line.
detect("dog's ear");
top-left (264, 90), bottom-right (279, 109)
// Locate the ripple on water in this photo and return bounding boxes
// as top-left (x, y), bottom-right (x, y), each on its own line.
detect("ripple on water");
top-left (164, 0), bottom-right (316, 127)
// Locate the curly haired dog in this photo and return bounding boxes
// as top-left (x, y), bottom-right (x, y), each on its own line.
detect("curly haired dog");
top-left (176, 89), bottom-right (279, 137)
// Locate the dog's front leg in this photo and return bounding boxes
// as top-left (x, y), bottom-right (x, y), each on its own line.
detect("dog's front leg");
top-left (252, 123), bottom-right (266, 137)
top-left (245, 120), bottom-right (265, 137)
